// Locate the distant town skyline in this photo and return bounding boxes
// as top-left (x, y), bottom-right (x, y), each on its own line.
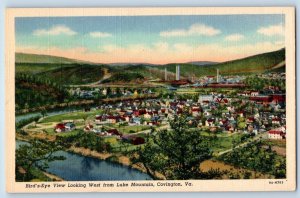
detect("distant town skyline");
top-left (16, 15), bottom-right (285, 64)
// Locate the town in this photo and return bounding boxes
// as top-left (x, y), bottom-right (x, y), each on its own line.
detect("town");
top-left (52, 68), bottom-right (286, 147)
top-left (16, 60), bottom-right (287, 181)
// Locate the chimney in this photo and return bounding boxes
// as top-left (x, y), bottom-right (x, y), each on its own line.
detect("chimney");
top-left (176, 65), bottom-right (180, 80)
top-left (165, 67), bottom-right (167, 81)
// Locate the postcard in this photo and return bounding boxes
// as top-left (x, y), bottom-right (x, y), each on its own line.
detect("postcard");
top-left (5, 7), bottom-right (296, 192)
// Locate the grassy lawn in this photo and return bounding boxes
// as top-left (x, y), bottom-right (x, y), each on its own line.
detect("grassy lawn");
top-left (200, 131), bottom-right (233, 138)
top-left (103, 136), bottom-right (138, 152)
top-left (104, 137), bottom-right (118, 144)
top-left (43, 128), bottom-right (56, 135)
top-left (56, 129), bottom-right (81, 137)
top-left (101, 124), bottom-right (152, 134)
top-left (39, 110), bottom-right (104, 123)
top-left (104, 136), bottom-right (147, 152)
top-left (40, 122), bottom-right (54, 126)
top-left (261, 139), bottom-right (286, 148)
top-left (207, 133), bottom-right (247, 153)
top-left (118, 125), bottom-right (151, 134)
top-left (43, 128), bottom-right (81, 137)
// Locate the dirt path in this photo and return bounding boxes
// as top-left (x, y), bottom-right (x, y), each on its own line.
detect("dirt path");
top-left (217, 133), bottom-right (266, 156)
top-left (43, 172), bottom-right (64, 181)
top-left (270, 60), bottom-right (285, 70)
top-left (101, 68), bottom-right (112, 81)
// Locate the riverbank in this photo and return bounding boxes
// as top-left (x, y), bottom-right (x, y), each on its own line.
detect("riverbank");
top-left (17, 114), bottom-right (164, 180)
top-left (67, 145), bottom-right (165, 180)
top-left (16, 140), bottom-right (65, 182)
top-left (42, 171), bottom-right (64, 182)
top-left (16, 131), bottom-right (163, 180)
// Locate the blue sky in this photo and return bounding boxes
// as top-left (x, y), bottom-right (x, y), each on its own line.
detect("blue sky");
top-left (15, 14), bottom-right (285, 63)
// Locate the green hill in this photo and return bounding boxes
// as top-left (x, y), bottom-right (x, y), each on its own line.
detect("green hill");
top-left (102, 72), bottom-right (145, 83)
top-left (16, 63), bottom-right (76, 74)
top-left (151, 48), bottom-right (285, 77)
top-left (15, 53), bottom-right (90, 64)
top-left (207, 48), bottom-right (285, 75)
top-left (15, 53), bottom-right (112, 84)
top-left (15, 48), bottom-right (285, 85)
top-left (38, 64), bottom-right (109, 85)
top-left (15, 73), bottom-right (69, 110)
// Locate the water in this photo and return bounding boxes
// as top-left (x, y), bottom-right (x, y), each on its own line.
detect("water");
top-left (47, 151), bottom-right (152, 181)
top-left (16, 109), bottom-right (80, 123)
top-left (16, 141), bottom-right (152, 181)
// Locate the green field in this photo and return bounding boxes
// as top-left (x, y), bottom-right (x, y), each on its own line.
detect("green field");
top-left (202, 132), bottom-right (248, 153)
top-left (117, 125), bottom-right (151, 134)
top-left (43, 128), bottom-right (82, 137)
top-left (103, 136), bottom-right (140, 152)
top-left (56, 129), bottom-right (81, 137)
top-left (40, 110), bottom-right (104, 123)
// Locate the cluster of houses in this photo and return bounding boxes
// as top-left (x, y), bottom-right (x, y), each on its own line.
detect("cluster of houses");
top-left (57, 86), bottom-right (286, 142)
top-left (87, 89), bottom-right (286, 137)
top-left (83, 123), bottom-right (146, 145)
top-left (68, 87), bottom-right (155, 99)
top-left (54, 122), bottom-right (76, 133)
top-left (94, 110), bottom-right (162, 126)
top-left (192, 75), bottom-right (244, 85)
top-left (82, 123), bottom-right (121, 136)
top-left (235, 89), bottom-right (286, 139)
top-left (171, 77), bottom-right (245, 88)
top-left (54, 119), bottom-right (146, 145)
top-left (258, 72), bottom-right (285, 80)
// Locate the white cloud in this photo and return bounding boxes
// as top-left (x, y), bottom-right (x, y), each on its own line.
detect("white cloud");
top-left (257, 23), bottom-right (284, 36)
top-left (160, 23), bottom-right (221, 37)
top-left (225, 34), bottom-right (245, 41)
top-left (33, 25), bottom-right (77, 36)
top-left (89, 32), bottom-right (112, 38)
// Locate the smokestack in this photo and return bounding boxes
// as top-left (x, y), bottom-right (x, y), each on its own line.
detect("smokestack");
top-left (217, 69), bottom-right (219, 83)
top-left (176, 65), bottom-right (180, 80)
top-left (165, 67), bottom-right (167, 81)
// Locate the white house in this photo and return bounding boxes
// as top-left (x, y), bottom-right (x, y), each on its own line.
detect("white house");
top-left (268, 130), bottom-right (285, 139)
top-left (250, 91), bottom-right (259, 97)
top-left (198, 95), bottom-right (214, 103)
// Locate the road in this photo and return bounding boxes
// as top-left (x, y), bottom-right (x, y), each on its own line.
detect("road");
top-left (216, 133), bottom-right (267, 156)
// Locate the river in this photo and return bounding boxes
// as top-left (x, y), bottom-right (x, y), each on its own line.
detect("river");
top-left (16, 108), bottom-right (81, 123)
top-left (16, 141), bottom-right (152, 181)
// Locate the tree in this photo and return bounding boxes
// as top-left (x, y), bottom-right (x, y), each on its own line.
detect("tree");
top-left (41, 108), bottom-right (47, 117)
top-left (130, 115), bottom-right (212, 180)
top-left (238, 122), bottom-right (246, 130)
top-left (15, 139), bottom-right (65, 181)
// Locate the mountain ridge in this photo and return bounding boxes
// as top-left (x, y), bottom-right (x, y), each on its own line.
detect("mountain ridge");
top-left (15, 48), bottom-right (285, 84)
